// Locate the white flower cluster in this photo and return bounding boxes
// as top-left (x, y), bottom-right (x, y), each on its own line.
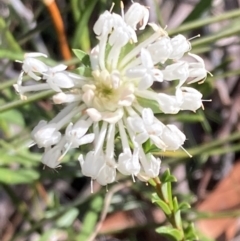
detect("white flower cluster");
top-left (14, 2), bottom-right (208, 188)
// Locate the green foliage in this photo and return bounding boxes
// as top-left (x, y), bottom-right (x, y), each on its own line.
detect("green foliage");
top-left (151, 170), bottom-right (198, 241)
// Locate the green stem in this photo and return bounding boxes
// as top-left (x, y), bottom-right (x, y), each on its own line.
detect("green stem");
top-left (0, 17), bottom-right (22, 52)
top-left (0, 90), bottom-right (54, 113)
top-left (152, 178), bottom-right (185, 240)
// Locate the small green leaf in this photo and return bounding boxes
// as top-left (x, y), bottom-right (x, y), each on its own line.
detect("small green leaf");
top-left (160, 169), bottom-right (177, 183)
top-left (156, 226), bottom-right (183, 241)
top-left (173, 198), bottom-right (182, 230)
top-left (38, 229), bottom-right (61, 241)
top-left (175, 113), bottom-right (204, 123)
top-left (142, 139), bottom-right (152, 153)
top-left (0, 168), bottom-right (39, 184)
top-left (77, 66), bottom-right (92, 77)
top-left (173, 197), bottom-right (179, 212)
top-left (152, 193), bottom-right (172, 215)
top-left (56, 208), bottom-right (79, 228)
top-left (76, 195), bottom-right (103, 240)
top-left (137, 97), bottom-right (161, 114)
top-left (148, 178), bottom-right (157, 187)
top-left (161, 182), bottom-right (169, 204)
top-left (72, 49), bottom-right (90, 66)
top-left (178, 202), bottom-right (191, 211)
top-left (184, 222), bottom-right (199, 240)
top-left (183, 0), bottom-right (214, 23)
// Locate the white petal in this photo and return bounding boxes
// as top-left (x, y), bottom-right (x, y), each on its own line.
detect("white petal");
top-left (142, 108), bottom-right (154, 125)
top-left (41, 147), bottom-right (62, 169)
top-left (102, 109), bottom-right (123, 124)
top-left (50, 64), bottom-right (68, 72)
top-left (124, 3), bottom-right (149, 30)
top-left (127, 116), bottom-right (145, 133)
top-left (138, 74), bottom-right (153, 90)
top-left (86, 108), bottom-right (102, 122)
top-left (24, 52), bottom-right (47, 58)
top-left (48, 72), bottom-right (75, 89)
top-left (141, 48), bottom-right (153, 68)
top-left (161, 125), bottom-right (186, 150)
top-left (80, 152), bottom-right (105, 179)
top-left (126, 67), bottom-right (146, 78)
top-left (135, 132), bottom-right (149, 144)
top-left (170, 34), bottom-right (191, 59)
top-left (117, 149), bottom-right (140, 176)
top-left (157, 93), bottom-right (181, 114)
top-left (147, 37), bottom-right (173, 64)
top-left (77, 133), bottom-right (95, 146)
top-left (96, 164), bottom-right (116, 185)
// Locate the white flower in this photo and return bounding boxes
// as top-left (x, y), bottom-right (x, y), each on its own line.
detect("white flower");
top-left (118, 148), bottom-right (141, 177)
top-left (15, 2), bottom-right (208, 186)
top-left (18, 52), bottom-right (48, 82)
top-left (126, 48), bottom-right (163, 90)
top-left (187, 53), bottom-right (208, 84)
top-left (162, 61), bottom-right (189, 88)
top-left (127, 108), bottom-right (165, 149)
top-left (147, 36), bottom-right (173, 64)
top-left (177, 87), bottom-right (203, 112)
top-left (79, 151), bottom-right (105, 180)
top-left (124, 2), bottom-right (149, 30)
top-left (117, 119), bottom-right (141, 179)
top-left (157, 93), bottom-right (181, 114)
top-left (93, 11), bottom-right (116, 36)
top-left (65, 119), bottom-right (95, 149)
top-left (161, 125), bottom-right (186, 151)
top-left (31, 120), bottom-right (61, 148)
top-left (41, 138), bottom-right (66, 168)
top-left (96, 162), bottom-right (116, 186)
top-left (139, 147), bottom-right (161, 179)
top-left (169, 35), bottom-right (191, 59)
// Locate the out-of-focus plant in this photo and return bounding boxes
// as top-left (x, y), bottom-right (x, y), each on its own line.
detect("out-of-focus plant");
top-left (1, 0), bottom-right (240, 241)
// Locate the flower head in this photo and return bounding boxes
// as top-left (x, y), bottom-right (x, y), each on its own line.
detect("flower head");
top-left (15, 2), bottom-right (208, 186)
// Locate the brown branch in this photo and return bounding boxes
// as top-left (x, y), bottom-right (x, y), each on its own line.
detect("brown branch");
top-left (43, 0), bottom-right (72, 60)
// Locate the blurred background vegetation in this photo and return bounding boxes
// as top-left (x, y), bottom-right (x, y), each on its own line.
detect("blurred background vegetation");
top-left (1, 0), bottom-right (240, 240)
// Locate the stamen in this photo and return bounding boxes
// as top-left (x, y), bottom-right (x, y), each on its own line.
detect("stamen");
top-left (132, 174), bottom-right (136, 183)
top-left (91, 179), bottom-right (93, 193)
top-left (180, 146), bottom-right (192, 158)
top-left (120, 1), bottom-right (124, 18)
top-left (207, 71), bottom-right (213, 77)
top-left (188, 34), bottom-right (200, 41)
top-left (109, 2), bottom-right (115, 13)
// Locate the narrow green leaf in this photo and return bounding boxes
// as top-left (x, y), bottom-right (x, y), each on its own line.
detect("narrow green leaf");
top-left (38, 229), bottom-right (61, 241)
top-left (156, 227), bottom-right (183, 241)
top-left (184, 222), bottom-right (199, 240)
top-left (0, 90), bottom-right (54, 113)
top-left (72, 49), bottom-right (90, 66)
top-left (178, 202), bottom-right (191, 211)
top-left (56, 208), bottom-right (79, 228)
top-left (137, 97), bottom-right (161, 114)
top-left (0, 168), bottom-right (39, 184)
top-left (192, 21), bottom-right (240, 48)
top-left (152, 194), bottom-right (172, 215)
top-left (169, 9), bottom-right (240, 35)
top-left (160, 169), bottom-right (177, 183)
top-left (0, 17), bottom-right (22, 52)
top-left (72, 0), bottom-right (97, 51)
top-left (77, 66), bottom-right (92, 77)
top-left (173, 197), bottom-right (179, 212)
top-left (76, 195), bottom-right (103, 241)
top-left (183, 0), bottom-right (213, 23)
